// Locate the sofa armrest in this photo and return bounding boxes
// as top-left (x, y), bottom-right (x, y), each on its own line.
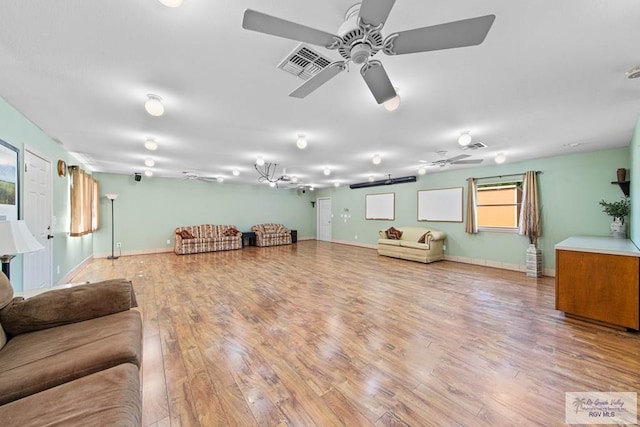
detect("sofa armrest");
top-left (429, 231), bottom-right (446, 241)
top-left (0, 279), bottom-right (137, 337)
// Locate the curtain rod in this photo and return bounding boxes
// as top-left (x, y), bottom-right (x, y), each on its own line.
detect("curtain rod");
top-left (466, 171), bottom-right (542, 181)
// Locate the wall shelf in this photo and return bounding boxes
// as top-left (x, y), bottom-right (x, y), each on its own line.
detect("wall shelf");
top-left (611, 180), bottom-right (630, 197)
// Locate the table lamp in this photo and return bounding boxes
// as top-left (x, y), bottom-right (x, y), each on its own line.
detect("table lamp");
top-left (0, 220), bottom-right (45, 280)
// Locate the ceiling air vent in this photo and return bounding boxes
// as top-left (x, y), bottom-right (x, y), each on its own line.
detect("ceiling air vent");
top-left (461, 141), bottom-right (488, 151)
top-left (277, 44), bottom-right (332, 81)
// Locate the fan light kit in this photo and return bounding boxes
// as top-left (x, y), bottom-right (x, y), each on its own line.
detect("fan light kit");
top-left (626, 65), bottom-right (640, 79)
top-left (255, 162), bottom-right (296, 188)
top-left (383, 93), bottom-right (401, 111)
top-left (458, 132), bottom-right (472, 146)
top-left (144, 138), bottom-right (158, 151)
top-left (242, 2), bottom-right (495, 105)
top-left (256, 157), bottom-right (265, 166)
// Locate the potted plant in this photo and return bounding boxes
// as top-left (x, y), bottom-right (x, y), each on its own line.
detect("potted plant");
top-left (599, 197), bottom-right (630, 238)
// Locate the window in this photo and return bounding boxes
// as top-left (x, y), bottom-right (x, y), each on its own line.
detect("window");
top-left (476, 182), bottom-right (522, 230)
top-left (70, 166), bottom-right (99, 236)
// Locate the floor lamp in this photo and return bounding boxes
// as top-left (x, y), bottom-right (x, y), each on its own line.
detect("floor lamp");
top-left (0, 220), bottom-right (45, 280)
top-left (105, 193), bottom-right (119, 260)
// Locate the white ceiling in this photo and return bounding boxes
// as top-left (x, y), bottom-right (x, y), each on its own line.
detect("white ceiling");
top-left (1, 1), bottom-right (639, 188)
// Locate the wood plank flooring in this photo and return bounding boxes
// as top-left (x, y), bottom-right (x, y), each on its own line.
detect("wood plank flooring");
top-left (69, 241), bottom-right (640, 426)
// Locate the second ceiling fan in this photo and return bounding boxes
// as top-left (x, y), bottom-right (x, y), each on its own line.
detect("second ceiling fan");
top-left (242, 0), bottom-right (495, 104)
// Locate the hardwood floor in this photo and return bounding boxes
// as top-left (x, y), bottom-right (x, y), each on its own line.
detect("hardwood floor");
top-left (69, 241), bottom-right (640, 426)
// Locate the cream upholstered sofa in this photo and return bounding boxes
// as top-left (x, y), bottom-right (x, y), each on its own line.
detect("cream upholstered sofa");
top-left (378, 226), bottom-right (446, 263)
top-left (251, 223), bottom-right (292, 247)
top-left (0, 274), bottom-right (142, 426)
top-left (175, 224), bottom-right (242, 255)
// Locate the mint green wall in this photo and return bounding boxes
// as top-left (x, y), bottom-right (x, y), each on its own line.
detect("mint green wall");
top-left (93, 172), bottom-right (316, 255)
top-left (0, 97), bottom-right (93, 291)
top-left (319, 147), bottom-right (630, 270)
top-left (630, 117), bottom-right (640, 246)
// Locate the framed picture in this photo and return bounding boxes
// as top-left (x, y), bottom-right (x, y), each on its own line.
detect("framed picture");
top-left (0, 139), bottom-right (19, 221)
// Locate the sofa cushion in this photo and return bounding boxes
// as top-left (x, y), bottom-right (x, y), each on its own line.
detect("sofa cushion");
top-left (177, 229), bottom-right (194, 239)
top-left (0, 363), bottom-right (141, 426)
top-left (378, 238), bottom-right (401, 246)
top-left (223, 226), bottom-right (239, 236)
top-left (386, 227), bottom-right (403, 240)
top-left (0, 279), bottom-right (137, 336)
top-left (0, 310), bottom-right (142, 405)
top-left (400, 241), bottom-right (430, 250)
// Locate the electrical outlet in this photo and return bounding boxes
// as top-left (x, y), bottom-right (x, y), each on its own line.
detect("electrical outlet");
top-left (355, 235), bottom-right (358, 240)
top-left (443, 244), bottom-right (446, 251)
top-left (116, 242), bottom-right (122, 248)
top-left (56, 265), bottom-right (60, 274)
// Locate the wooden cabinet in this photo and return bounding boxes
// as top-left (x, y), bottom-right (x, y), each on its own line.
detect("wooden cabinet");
top-left (555, 236), bottom-right (640, 330)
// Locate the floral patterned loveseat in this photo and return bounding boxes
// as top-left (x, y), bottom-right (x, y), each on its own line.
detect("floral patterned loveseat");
top-left (174, 224), bottom-right (242, 255)
top-left (251, 223), bottom-right (292, 247)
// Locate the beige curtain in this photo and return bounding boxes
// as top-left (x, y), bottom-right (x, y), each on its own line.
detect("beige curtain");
top-left (70, 167), bottom-right (99, 236)
top-left (518, 171), bottom-right (541, 244)
top-left (465, 178), bottom-right (477, 234)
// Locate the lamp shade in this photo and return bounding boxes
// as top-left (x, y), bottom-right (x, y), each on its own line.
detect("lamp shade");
top-left (0, 220), bottom-right (44, 255)
top-left (105, 193), bottom-right (119, 200)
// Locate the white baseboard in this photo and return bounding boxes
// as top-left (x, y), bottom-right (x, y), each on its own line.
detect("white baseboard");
top-left (95, 247), bottom-right (174, 259)
top-left (444, 254), bottom-right (555, 277)
top-left (56, 254), bottom-right (93, 286)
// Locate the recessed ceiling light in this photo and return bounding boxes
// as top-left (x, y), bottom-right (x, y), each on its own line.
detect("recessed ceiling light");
top-left (334, 182), bottom-right (340, 187)
top-left (458, 132), bottom-right (472, 146)
top-left (296, 135), bottom-right (308, 149)
top-left (368, 175), bottom-right (375, 182)
top-left (494, 153), bottom-right (506, 164)
top-left (323, 167), bottom-right (331, 176)
top-left (372, 154), bottom-right (381, 165)
top-left (144, 138), bottom-right (158, 151)
top-left (232, 169), bottom-right (240, 176)
top-left (418, 167), bottom-right (426, 175)
top-left (145, 94), bottom-right (164, 117)
top-left (144, 169), bottom-right (153, 177)
top-left (292, 176), bottom-right (299, 183)
top-left (217, 177), bottom-right (224, 183)
top-left (158, 0), bottom-right (184, 7)
top-left (144, 158), bottom-right (155, 167)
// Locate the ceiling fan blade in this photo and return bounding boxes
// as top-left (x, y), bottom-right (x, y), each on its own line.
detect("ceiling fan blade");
top-left (452, 159), bottom-right (483, 164)
top-left (383, 14), bottom-right (496, 55)
top-left (446, 154), bottom-right (471, 162)
top-left (242, 9), bottom-right (340, 48)
top-left (358, 0), bottom-right (396, 27)
top-left (289, 61), bottom-right (346, 98)
top-left (360, 60), bottom-right (397, 104)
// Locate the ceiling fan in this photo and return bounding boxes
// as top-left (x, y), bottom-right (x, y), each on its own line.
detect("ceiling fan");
top-left (181, 171), bottom-right (220, 182)
top-left (242, 1), bottom-right (495, 104)
top-left (421, 153), bottom-right (483, 168)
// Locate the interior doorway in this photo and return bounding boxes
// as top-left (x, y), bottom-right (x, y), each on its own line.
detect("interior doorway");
top-left (23, 149), bottom-right (52, 290)
top-left (316, 197), bottom-right (331, 241)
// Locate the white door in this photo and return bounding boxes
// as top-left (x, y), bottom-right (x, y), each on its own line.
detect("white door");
top-left (317, 197), bottom-right (331, 241)
top-left (23, 150), bottom-right (52, 290)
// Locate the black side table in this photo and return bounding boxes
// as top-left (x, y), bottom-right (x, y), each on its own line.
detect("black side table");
top-left (291, 230), bottom-right (297, 243)
top-left (241, 231), bottom-right (256, 247)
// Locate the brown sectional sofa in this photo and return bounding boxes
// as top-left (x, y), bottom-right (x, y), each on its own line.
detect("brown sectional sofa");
top-left (0, 273), bottom-right (142, 426)
top-left (252, 223), bottom-right (292, 247)
top-left (174, 224), bottom-right (242, 254)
